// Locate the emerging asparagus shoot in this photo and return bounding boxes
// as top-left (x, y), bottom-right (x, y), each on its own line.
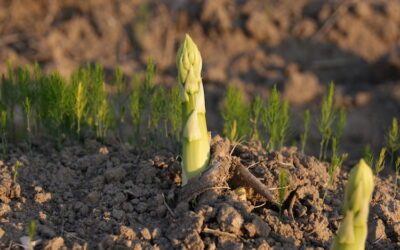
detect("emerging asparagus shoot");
top-left (177, 34), bottom-right (210, 185)
top-left (331, 159), bottom-right (374, 250)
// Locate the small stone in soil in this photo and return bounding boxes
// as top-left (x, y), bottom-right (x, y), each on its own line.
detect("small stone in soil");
top-left (140, 227), bottom-right (152, 240)
top-left (120, 226), bottom-right (137, 240)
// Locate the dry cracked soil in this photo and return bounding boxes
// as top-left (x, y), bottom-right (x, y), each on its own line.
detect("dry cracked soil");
top-left (0, 137), bottom-right (399, 249)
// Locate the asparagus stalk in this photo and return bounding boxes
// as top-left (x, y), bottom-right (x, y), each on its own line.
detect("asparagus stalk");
top-left (331, 159), bottom-right (374, 250)
top-left (176, 34), bottom-right (210, 185)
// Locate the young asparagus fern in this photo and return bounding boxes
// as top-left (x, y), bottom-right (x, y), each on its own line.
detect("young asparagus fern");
top-left (374, 147), bottom-right (386, 175)
top-left (250, 96), bottom-right (262, 141)
top-left (222, 86), bottom-right (251, 142)
top-left (335, 107), bottom-right (347, 146)
top-left (0, 109), bottom-right (8, 157)
top-left (318, 82), bottom-right (336, 160)
top-left (278, 168), bottom-right (289, 217)
top-left (322, 137), bottom-right (348, 204)
top-left (331, 159), bottom-right (374, 250)
top-left (362, 144), bottom-right (374, 168)
top-left (394, 157), bottom-right (400, 198)
top-left (73, 82), bottom-right (87, 135)
top-left (262, 86), bottom-right (289, 150)
top-left (385, 117), bottom-right (400, 167)
top-left (177, 34), bottom-right (210, 185)
top-left (300, 109), bottom-right (310, 153)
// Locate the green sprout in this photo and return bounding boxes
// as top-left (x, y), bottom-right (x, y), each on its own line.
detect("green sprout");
top-left (222, 86), bottom-right (251, 142)
top-left (130, 80), bottom-right (142, 142)
top-left (0, 109), bottom-right (7, 156)
top-left (331, 159), bottom-right (374, 250)
top-left (322, 137), bottom-right (348, 204)
top-left (12, 160), bottom-right (22, 183)
top-left (177, 34), bottom-right (210, 185)
top-left (374, 147), bottom-right (386, 175)
top-left (95, 83), bottom-right (112, 140)
top-left (167, 86), bottom-right (182, 145)
top-left (129, 60), bottom-right (156, 144)
top-left (250, 95), bottom-right (263, 141)
top-left (318, 82), bottom-right (336, 160)
top-left (262, 86), bottom-right (289, 150)
top-left (278, 168), bottom-right (289, 217)
top-left (394, 157), bottom-right (400, 198)
top-left (385, 117), bottom-right (400, 167)
top-left (362, 144), bottom-right (374, 168)
top-left (73, 81), bottom-right (87, 135)
top-left (300, 109), bottom-right (310, 153)
top-left (149, 87), bottom-right (167, 144)
top-left (28, 220), bottom-right (36, 242)
top-left (278, 100), bottom-right (290, 149)
top-left (335, 107), bottom-right (347, 146)
top-left (23, 97), bottom-right (32, 141)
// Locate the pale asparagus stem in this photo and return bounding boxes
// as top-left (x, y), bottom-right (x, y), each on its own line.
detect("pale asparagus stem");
top-left (331, 159), bottom-right (374, 250)
top-left (177, 34), bottom-right (210, 185)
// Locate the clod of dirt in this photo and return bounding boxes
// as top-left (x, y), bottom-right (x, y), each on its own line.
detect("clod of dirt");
top-left (217, 205), bottom-right (244, 234)
top-left (34, 192), bottom-right (52, 204)
top-left (43, 237), bottom-right (65, 250)
top-left (1, 136), bottom-right (400, 248)
top-left (104, 167), bottom-right (126, 183)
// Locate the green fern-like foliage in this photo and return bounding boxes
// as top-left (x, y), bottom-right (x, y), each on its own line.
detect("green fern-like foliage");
top-left (363, 144), bottom-right (374, 168)
top-left (250, 96), bottom-right (263, 141)
top-left (318, 82), bottom-right (336, 160)
top-left (222, 86), bottom-right (251, 142)
top-left (262, 86), bottom-right (290, 150)
top-left (385, 117), bottom-right (400, 166)
top-left (300, 109), bottom-right (310, 153)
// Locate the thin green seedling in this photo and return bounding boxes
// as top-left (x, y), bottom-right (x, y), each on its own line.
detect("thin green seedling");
top-left (375, 147), bottom-right (386, 175)
top-left (37, 73), bottom-right (69, 147)
top-left (262, 86), bottom-right (289, 150)
top-left (12, 160), bottom-right (22, 183)
top-left (385, 117), bottom-right (400, 167)
top-left (394, 157), bottom-right (400, 198)
top-left (73, 81), bottom-right (87, 135)
top-left (113, 66), bottom-right (130, 140)
top-left (300, 109), bottom-right (310, 153)
top-left (222, 86), bottom-right (251, 142)
top-left (28, 221), bottom-right (36, 242)
top-left (278, 168), bottom-right (289, 218)
top-left (278, 100), bottom-right (289, 149)
top-left (250, 96), bottom-right (263, 141)
top-left (334, 106), bottom-right (346, 145)
top-left (23, 97), bottom-right (32, 150)
top-left (318, 82), bottom-right (336, 161)
top-left (322, 137), bottom-right (348, 205)
top-left (0, 109), bottom-right (8, 157)
top-left (129, 59), bottom-right (156, 145)
top-left (95, 83), bottom-right (112, 140)
top-left (149, 87), bottom-right (167, 148)
top-left (130, 79), bottom-right (142, 143)
top-left (363, 144), bottom-right (374, 168)
top-left (167, 86), bottom-right (182, 147)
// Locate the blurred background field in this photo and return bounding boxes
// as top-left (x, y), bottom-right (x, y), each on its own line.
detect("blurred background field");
top-left (0, 0), bottom-right (399, 160)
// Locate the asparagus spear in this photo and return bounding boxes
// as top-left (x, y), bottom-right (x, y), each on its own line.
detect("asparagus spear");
top-left (331, 159), bottom-right (374, 250)
top-left (176, 34), bottom-right (210, 185)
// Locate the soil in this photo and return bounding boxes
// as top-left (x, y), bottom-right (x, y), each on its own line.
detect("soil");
top-left (0, 137), bottom-right (399, 249)
top-left (0, 0), bottom-right (400, 160)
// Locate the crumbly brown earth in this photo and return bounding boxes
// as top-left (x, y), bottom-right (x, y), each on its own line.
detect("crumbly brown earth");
top-left (0, 137), bottom-right (399, 249)
top-left (0, 0), bottom-right (400, 160)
